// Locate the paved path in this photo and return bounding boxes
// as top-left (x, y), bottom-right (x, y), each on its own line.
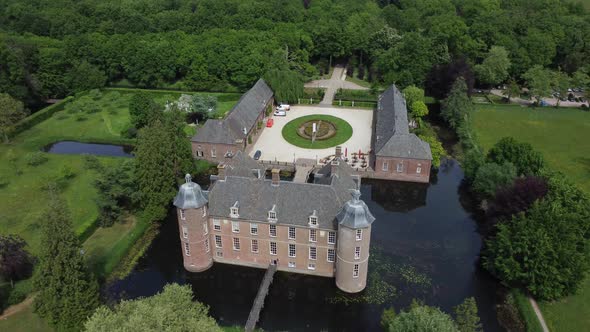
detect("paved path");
top-left (529, 297), bottom-right (550, 332)
top-left (245, 264), bottom-right (277, 332)
top-left (293, 159), bottom-right (315, 183)
top-left (489, 89), bottom-right (588, 108)
top-left (305, 65), bottom-right (369, 106)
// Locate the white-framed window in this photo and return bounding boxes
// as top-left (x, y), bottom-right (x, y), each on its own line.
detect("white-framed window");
top-left (328, 231), bottom-right (336, 245)
top-left (196, 150), bottom-right (204, 157)
top-left (268, 211), bottom-right (277, 221)
top-left (396, 162), bottom-right (404, 173)
top-left (353, 264), bottom-right (359, 278)
top-left (309, 229), bottom-right (317, 242)
top-left (215, 235), bottom-right (222, 248)
top-left (250, 223), bottom-right (258, 235)
top-left (251, 239), bottom-right (259, 253)
top-left (288, 227), bottom-right (296, 240)
top-left (288, 244), bottom-right (296, 257)
top-left (184, 242), bottom-right (190, 256)
top-left (308, 263), bottom-right (316, 270)
top-left (382, 161), bottom-right (389, 171)
top-left (270, 241), bottom-right (277, 255)
top-left (309, 216), bottom-right (318, 227)
top-left (288, 262), bottom-right (296, 268)
top-left (213, 219), bottom-right (221, 231)
top-left (232, 237), bottom-right (240, 251)
top-left (230, 206), bottom-right (239, 218)
top-left (309, 247), bottom-right (317, 260)
top-left (356, 229), bottom-right (363, 241)
top-left (327, 248), bottom-right (335, 262)
top-left (211, 148), bottom-right (216, 158)
top-left (203, 222), bottom-right (208, 235)
top-left (205, 238), bottom-right (210, 253)
top-left (269, 224), bottom-right (277, 237)
top-left (354, 246), bottom-right (361, 259)
top-left (232, 221), bottom-right (240, 233)
top-left (202, 206), bottom-right (207, 217)
top-left (180, 209), bottom-right (186, 220)
top-left (416, 163), bottom-right (422, 174)
top-left (182, 226), bottom-right (189, 239)
top-left (216, 251), bottom-right (223, 257)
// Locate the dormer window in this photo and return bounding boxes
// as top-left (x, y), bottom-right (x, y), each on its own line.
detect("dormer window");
top-left (268, 205), bottom-right (277, 222)
top-left (230, 201), bottom-right (239, 218)
top-left (308, 210), bottom-right (318, 227)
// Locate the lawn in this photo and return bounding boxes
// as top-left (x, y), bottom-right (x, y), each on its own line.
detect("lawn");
top-left (0, 304), bottom-right (52, 332)
top-left (472, 103), bottom-right (590, 331)
top-left (281, 115), bottom-right (353, 149)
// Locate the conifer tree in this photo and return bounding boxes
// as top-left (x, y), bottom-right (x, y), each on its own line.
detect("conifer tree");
top-left (441, 77), bottom-right (472, 130)
top-left (454, 297), bottom-right (482, 332)
top-left (164, 107), bottom-right (195, 178)
top-left (34, 191), bottom-right (99, 331)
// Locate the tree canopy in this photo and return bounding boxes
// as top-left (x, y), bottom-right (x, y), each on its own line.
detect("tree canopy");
top-left (486, 137), bottom-right (545, 176)
top-left (0, 93), bottom-right (27, 142)
top-left (382, 302), bottom-right (459, 332)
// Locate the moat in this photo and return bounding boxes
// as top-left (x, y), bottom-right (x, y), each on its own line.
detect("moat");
top-left (105, 158), bottom-right (504, 331)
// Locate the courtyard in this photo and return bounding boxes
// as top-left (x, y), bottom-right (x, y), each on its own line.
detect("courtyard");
top-left (247, 105), bottom-right (373, 163)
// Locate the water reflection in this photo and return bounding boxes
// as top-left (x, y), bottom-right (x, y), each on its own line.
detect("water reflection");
top-left (43, 141), bottom-right (134, 158)
top-left (105, 159), bottom-right (503, 331)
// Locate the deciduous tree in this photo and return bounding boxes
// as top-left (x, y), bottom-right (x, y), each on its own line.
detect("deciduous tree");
top-left (523, 65), bottom-right (552, 103)
top-left (486, 137), bottom-right (545, 176)
top-left (382, 302), bottom-right (459, 332)
top-left (0, 234), bottom-right (33, 288)
top-left (472, 162), bottom-right (517, 197)
top-left (129, 92), bottom-right (161, 129)
top-left (475, 46), bottom-right (511, 86)
top-left (441, 77), bottom-right (473, 130)
top-left (0, 93), bottom-right (28, 143)
top-left (453, 297), bottom-right (482, 332)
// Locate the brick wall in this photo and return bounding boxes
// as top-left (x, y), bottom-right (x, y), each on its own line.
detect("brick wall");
top-left (192, 142), bottom-right (239, 163)
top-left (372, 156), bottom-right (431, 183)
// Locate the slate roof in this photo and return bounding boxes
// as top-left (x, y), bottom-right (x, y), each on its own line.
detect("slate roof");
top-left (374, 85), bottom-right (432, 160)
top-left (336, 190), bottom-right (376, 229)
top-left (173, 174), bottom-right (208, 209)
top-left (223, 151), bottom-right (266, 178)
top-left (192, 79), bottom-right (273, 145)
top-left (207, 157), bottom-right (365, 230)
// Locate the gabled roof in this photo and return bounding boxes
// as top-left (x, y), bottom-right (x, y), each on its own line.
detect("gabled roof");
top-left (374, 85), bottom-right (432, 160)
top-left (223, 151), bottom-right (266, 178)
top-left (192, 119), bottom-right (237, 145)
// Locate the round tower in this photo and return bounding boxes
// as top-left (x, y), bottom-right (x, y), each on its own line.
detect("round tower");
top-left (335, 190), bottom-right (375, 293)
top-left (173, 174), bottom-right (212, 272)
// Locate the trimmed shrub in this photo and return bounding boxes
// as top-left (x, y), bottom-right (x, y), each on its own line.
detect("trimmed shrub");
top-left (25, 152), bottom-right (48, 166)
top-left (7, 97), bottom-right (74, 139)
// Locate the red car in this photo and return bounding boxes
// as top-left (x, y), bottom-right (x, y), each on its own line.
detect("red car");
top-left (266, 119), bottom-right (274, 128)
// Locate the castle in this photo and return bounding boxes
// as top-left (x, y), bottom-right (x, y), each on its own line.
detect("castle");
top-left (173, 150), bottom-right (375, 293)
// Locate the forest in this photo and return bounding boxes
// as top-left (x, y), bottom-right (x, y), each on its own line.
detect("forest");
top-left (1, 0), bottom-right (589, 109)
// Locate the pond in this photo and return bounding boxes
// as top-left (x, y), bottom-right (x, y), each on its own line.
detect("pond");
top-left (105, 159), bottom-right (504, 331)
top-left (43, 141), bottom-right (133, 158)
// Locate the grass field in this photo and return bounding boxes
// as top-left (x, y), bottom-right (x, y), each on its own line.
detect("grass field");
top-left (281, 115), bottom-right (353, 149)
top-left (0, 304), bottom-right (52, 332)
top-left (472, 103), bottom-right (590, 332)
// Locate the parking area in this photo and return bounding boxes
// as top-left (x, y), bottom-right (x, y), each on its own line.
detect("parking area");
top-left (248, 105), bottom-right (373, 163)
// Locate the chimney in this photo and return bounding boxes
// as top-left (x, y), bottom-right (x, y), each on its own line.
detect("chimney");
top-left (335, 146), bottom-right (342, 159)
top-left (331, 160), bottom-right (340, 177)
top-left (217, 164), bottom-right (226, 181)
top-left (271, 169), bottom-right (280, 186)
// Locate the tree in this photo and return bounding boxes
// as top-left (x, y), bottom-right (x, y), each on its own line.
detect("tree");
top-left (474, 46), bottom-right (510, 86)
top-left (381, 307), bottom-right (397, 331)
top-left (550, 70), bottom-right (570, 107)
top-left (95, 160), bottom-right (138, 227)
top-left (85, 283), bottom-right (221, 332)
top-left (488, 176), bottom-right (549, 223)
top-left (483, 201), bottom-right (590, 300)
top-left (34, 192), bottom-right (99, 331)
top-left (462, 148), bottom-right (485, 181)
top-left (382, 302), bottom-right (459, 332)
top-left (418, 133), bottom-right (443, 168)
top-left (189, 95), bottom-right (217, 121)
top-left (441, 77), bottom-right (473, 130)
top-left (453, 297), bottom-right (482, 332)
top-left (411, 101), bottom-right (429, 119)
top-left (0, 234), bottom-right (33, 288)
top-left (502, 80), bottom-right (520, 100)
top-left (263, 69), bottom-right (304, 103)
top-left (0, 93), bottom-right (28, 143)
top-left (66, 61), bottom-right (107, 93)
top-left (129, 92), bottom-right (161, 129)
top-left (486, 137), bottom-right (545, 176)
top-left (164, 107), bottom-right (195, 178)
top-left (134, 120), bottom-right (176, 221)
top-left (522, 65), bottom-right (552, 103)
top-left (403, 85), bottom-right (425, 109)
top-left (473, 162), bottom-right (517, 197)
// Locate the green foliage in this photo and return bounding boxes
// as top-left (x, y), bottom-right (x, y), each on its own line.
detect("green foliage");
top-left (486, 137), bottom-right (545, 176)
top-left (475, 46), bottom-right (511, 86)
top-left (264, 69), bottom-right (304, 103)
top-left (523, 66), bottom-right (552, 102)
top-left (24, 152), bottom-right (48, 166)
top-left (189, 95), bottom-right (217, 118)
top-left (381, 307), bottom-right (396, 331)
top-left (383, 303), bottom-right (459, 332)
top-left (82, 155), bottom-right (102, 171)
top-left (412, 101), bottom-right (429, 119)
top-left (129, 92), bottom-right (161, 129)
top-left (453, 297), bottom-right (482, 332)
top-left (503, 80), bottom-right (521, 99)
top-left (462, 148), bottom-right (485, 181)
top-left (281, 115), bottom-right (353, 149)
top-left (84, 283), bottom-right (221, 332)
top-left (95, 160), bottom-right (138, 227)
top-left (418, 133), bottom-right (443, 168)
top-left (34, 193), bottom-right (99, 331)
top-left (66, 62), bottom-right (106, 94)
top-left (0, 93), bottom-right (27, 142)
top-left (403, 85), bottom-right (425, 108)
top-left (164, 108), bottom-right (195, 178)
top-left (442, 78), bottom-right (473, 130)
top-left (472, 162), bottom-right (517, 197)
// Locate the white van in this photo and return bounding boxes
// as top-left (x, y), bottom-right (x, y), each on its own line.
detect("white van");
top-left (274, 110), bottom-right (286, 116)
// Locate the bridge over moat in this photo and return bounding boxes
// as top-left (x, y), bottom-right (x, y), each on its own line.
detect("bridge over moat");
top-left (245, 263), bottom-right (277, 332)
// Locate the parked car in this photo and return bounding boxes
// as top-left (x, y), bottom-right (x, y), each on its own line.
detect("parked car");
top-left (274, 110), bottom-right (286, 116)
top-left (277, 103), bottom-right (291, 111)
top-left (266, 118), bottom-right (274, 128)
top-left (253, 150), bottom-right (262, 160)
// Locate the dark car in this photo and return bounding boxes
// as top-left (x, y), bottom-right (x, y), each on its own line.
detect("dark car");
top-left (253, 150), bottom-right (262, 160)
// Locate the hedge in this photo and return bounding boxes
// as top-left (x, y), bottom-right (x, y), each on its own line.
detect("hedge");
top-left (8, 96), bottom-right (75, 139)
top-left (104, 87), bottom-right (240, 102)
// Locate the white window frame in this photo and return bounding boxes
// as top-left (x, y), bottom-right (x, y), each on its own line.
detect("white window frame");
top-left (230, 207), bottom-right (239, 218)
top-left (309, 247), bottom-right (317, 260)
top-left (309, 216), bottom-right (318, 227)
top-left (288, 227), bottom-right (296, 240)
top-left (202, 206), bottom-right (207, 217)
top-left (216, 251), bottom-right (223, 257)
top-left (270, 241), bottom-right (277, 255)
top-left (382, 161), bottom-right (389, 171)
top-left (288, 244), bottom-right (296, 258)
top-left (269, 224), bottom-right (277, 237)
top-left (203, 222), bottom-right (208, 235)
top-left (215, 235), bottom-right (222, 248)
top-left (396, 162), bottom-right (404, 173)
top-left (232, 237), bottom-right (240, 251)
top-left (309, 229), bottom-right (317, 243)
top-left (182, 226), bottom-right (189, 239)
top-left (205, 238), bottom-right (210, 253)
top-left (416, 163), bottom-right (422, 174)
top-left (288, 262), bottom-right (296, 268)
top-left (213, 219), bottom-right (221, 231)
top-left (250, 223), bottom-right (258, 235)
top-left (354, 246), bottom-right (361, 260)
top-left (196, 150), bottom-right (204, 157)
top-left (308, 263), bottom-right (316, 270)
top-left (180, 209), bottom-right (186, 220)
top-left (211, 148), bottom-right (216, 158)
top-left (356, 229), bottom-right (363, 241)
top-left (328, 231), bottom-right (336, 245)
top-left (232, 221), bottom-right (240, 233)
top-left (251, 239), bottom-right (259, 253)
top-left (184, 242), bottom-right (190, 256)
top-left (327, 248), bottom-right (335, 262)
top-left (353, 264), bottom-right (359, 278)
top-left (268, 211), bottom-right (277, 221)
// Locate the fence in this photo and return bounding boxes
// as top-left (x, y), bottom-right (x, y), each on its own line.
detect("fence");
top-left (332, 99), bottom-right (377, 109)
top-left (297, 98), bottom-right (321, 105)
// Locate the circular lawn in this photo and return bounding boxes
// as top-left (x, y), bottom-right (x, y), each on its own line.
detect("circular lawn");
top-left (281, 115), bottom-right (353, 149)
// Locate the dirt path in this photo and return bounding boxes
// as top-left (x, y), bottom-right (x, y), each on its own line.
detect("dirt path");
top-left (305, 65), bottom-right (369, 106)
top-left (529, 296), bottom-right (550, 332)
top-left (0, 295), bottom-right (35, 320)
